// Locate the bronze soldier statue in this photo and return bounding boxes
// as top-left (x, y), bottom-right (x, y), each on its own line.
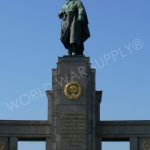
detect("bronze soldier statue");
top-left (59, 0), bottom-right (90, 56)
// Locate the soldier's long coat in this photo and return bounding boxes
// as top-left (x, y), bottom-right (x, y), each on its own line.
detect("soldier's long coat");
top-left (60, 0), bottom-right (90, 51)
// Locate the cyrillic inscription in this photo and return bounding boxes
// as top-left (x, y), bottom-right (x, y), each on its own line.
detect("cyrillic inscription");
top-left (61, 112), bottom-right (86, 145)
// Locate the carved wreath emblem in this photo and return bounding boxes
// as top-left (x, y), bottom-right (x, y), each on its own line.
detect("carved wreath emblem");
top-left (64, 81), bottom-right (82, 100)
top-left (0, 138), bottom-right (4, 150)
top-left (143, 140), bottom-right (150, 150)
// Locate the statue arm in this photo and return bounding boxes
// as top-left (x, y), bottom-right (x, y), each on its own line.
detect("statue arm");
top-left (76, 1), bottom-right (86, 22)
top-left (58, 9), bottom-right (65, 19)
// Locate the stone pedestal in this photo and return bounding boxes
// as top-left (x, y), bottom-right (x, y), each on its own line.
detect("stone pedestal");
top-left (1, 55), bottom-right (150, 150)
top-left (47, 56), bottom-right (99, 150)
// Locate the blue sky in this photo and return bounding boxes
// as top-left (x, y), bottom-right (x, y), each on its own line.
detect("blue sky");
top-left (0, 0), bottom-right (150, 149)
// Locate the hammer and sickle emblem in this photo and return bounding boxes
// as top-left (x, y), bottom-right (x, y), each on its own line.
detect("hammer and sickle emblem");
top-left (64, 81), bottom-right (82, 100)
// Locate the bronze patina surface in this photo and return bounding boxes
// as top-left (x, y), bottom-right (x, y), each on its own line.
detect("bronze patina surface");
top-left (59, 0), bottom-right (90, 56)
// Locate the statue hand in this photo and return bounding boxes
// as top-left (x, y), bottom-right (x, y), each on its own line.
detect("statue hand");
top-left (58, 12), bottom-right (63, 19)
top-left (59, 10), bottom-right (65, 19)
top-left (78, 15), bottom-right (85, 22)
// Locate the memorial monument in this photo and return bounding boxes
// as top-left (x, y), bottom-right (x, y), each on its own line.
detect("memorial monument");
top-left (0, 1), bottom-right (150, 150)
top-left (48, 1), bottom-right (98, 149)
